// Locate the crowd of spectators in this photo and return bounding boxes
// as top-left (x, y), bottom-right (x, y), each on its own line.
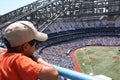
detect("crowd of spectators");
top-left (43, 16), bottom-right (120, 34)
top-left (38, 36), bottom-right (120, 67)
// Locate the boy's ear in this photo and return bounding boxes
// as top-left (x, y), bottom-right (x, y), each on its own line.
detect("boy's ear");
top-left (22, 43), bottom-right (29, 51)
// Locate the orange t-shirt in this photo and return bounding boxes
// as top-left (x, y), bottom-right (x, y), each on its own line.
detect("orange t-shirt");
top-left (0, 52), bottom-right (43, 80)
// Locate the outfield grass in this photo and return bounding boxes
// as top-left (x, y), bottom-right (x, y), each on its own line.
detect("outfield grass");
top-left (74, 46), bottom-right (120, 80)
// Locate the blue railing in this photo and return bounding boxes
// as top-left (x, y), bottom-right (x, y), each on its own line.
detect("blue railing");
top-left (53, 65), bottom-right (102, 80)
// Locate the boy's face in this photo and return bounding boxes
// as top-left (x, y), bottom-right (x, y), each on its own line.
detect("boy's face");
top-left (23, 40), bottom-right (37, 57)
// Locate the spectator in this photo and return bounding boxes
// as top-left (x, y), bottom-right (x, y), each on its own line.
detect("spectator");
top-left (0, 21), bottom-right (58, 80)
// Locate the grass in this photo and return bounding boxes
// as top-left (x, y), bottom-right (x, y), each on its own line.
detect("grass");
top-left (74, 46), bottom-right (120, 80)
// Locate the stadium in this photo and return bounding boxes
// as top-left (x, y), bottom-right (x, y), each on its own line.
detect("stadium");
top-left (0, 0), bottom-right (120, 80)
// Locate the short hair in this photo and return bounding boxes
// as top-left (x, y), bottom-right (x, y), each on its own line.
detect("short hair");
top-left (3, 38), bottom-right (11, 49)
top-left (3, 38), bottom-right (37, 52)
top-left (3, 38), bottom-right (22, 52)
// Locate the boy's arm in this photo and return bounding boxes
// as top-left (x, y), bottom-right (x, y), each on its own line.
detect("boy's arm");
top-left (33, 55), bottom-right (59, 80)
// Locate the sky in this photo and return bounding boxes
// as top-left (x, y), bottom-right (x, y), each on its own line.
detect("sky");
top-left (0, 0), bottom-right (37, 15)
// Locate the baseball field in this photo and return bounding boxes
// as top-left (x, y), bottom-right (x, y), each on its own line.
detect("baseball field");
top-left (71, 46), bottom-right (120, 80)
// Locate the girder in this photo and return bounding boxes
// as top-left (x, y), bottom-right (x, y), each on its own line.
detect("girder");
top-left (0, 0), bottom-right (74, 31)
top-left (0, 0), bottom-right (120, 31)
top-left (60, 0), bottom-right (120, 19)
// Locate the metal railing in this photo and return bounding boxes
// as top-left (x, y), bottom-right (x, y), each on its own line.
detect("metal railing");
top-left (53, 65), bottom-right (102, 80)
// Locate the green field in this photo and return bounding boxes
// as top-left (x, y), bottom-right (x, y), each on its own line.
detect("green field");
top-left (75, 46), bottom-right (120, 80)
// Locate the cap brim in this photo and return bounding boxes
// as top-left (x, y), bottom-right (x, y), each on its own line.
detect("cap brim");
top-left (35, 32), bottom-right (48, 41)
